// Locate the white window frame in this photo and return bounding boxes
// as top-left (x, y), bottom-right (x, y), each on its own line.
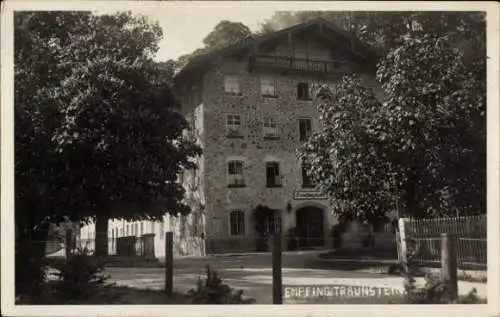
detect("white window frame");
top-left (229, 210), bottom-right (245, 236)
top-left (263, 117), bottom-right (279, 138)
top-left (226, 114), bottom-right (242, 135)
top-left (227, 160), bottom-right (245, 186)
top-left (224, 75), bottom-right (240, 95)
top-left (260, 77), bottom-right (276, 97)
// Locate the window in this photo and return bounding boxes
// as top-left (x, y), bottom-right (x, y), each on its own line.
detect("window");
top-left (226, 114), bottom-right (242, 137)
top-left (297, 82), bottom-right (310, 100)
top-left (266, 162), bottom-right (282, 187)
top-left (227, 160), bottom-right (245, 187)
top-left (224, 75), bottom-right (240, 95)
top-left (264, 210), bottom-right (282, 234)
top-left (229, 210), bottom-right (245, 236)
top-left (260, 77), bottom-right (276, 97)
top-left (135, 223), bottom-right (139, 236)
top-left (263, 117), bottom-right (279, 138)
top-left (299, 118), bottom-right (312, 141)
top-left (301, 164), bottom-right (314, 188)
top-left (140, 222), bottom-right (144, 236)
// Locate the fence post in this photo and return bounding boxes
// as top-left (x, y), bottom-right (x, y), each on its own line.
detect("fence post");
top-left (441, 233), bottom-right (458, 301)
top-left (272, 233), bottom-right (283, 304)
top-left (65, 229), bottom-right (73, 258)
top-left (398, 218), bottom-right (409, 264)
top-left (165, 231), bottom-right (174, 296)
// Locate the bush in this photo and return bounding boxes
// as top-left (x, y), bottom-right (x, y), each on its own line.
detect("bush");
top-left (15, 240), bottom-right (47, 300)
top-left (394, 240), bottom-right (486, 304)
top-left (286, 227), bottom-right (299, 251)
top-left (330, 225), bottom-right (343, 249)
top-left (188, 265), bottom-right (256, 304)
top-left (50, 247), bottom-right (114, 303)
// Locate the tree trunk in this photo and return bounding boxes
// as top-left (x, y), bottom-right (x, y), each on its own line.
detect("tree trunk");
top-left (94, 212), bottom-right (109, 257)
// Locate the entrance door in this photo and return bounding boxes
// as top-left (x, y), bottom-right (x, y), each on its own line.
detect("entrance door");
top-left (295, 207), bottom-right (325, 248)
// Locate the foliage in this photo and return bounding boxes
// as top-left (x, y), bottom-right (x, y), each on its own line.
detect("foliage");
top-left (188, 265), bottom-right (256, 304)
top-left (330, 224), bottom-right (345, 249)
top-left (203, 20), bottom-right (252, 49)
top-left (259, 11), bottom-right (485, 53)
top-left (298, 31), bottom-right (486, 221)
top-left (297, 75), bottom-right (390, 223)
top-left (50, 248), bottom-right (114, 302)
top-left (173, 20), bottom-right (252, 72)
top-left (251, 205), bottom-right (277, 251)
top-left (15, 11), bottom-right (201, 256)
top-left (394, 241), bottom-right (486, 304)
top-left (15, 240), bottom-right (47, 298)
top-left (286, 227), bottom-right (299, 251)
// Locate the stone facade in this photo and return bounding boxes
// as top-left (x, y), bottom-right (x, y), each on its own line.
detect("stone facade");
top-left (79, 19), bottom-right (393, 257)
top-left (176, 34), bottom-right (385, 253)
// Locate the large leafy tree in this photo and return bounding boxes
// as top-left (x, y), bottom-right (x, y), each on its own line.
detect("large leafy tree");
top-left (259, 11), bottom-right (485, 53)
top-left (298, 27), bottom-right (485, 221)
top-left (202, 20), bottom-right (252, 49)
top-left (15, 11), bottom-right (201, 257)
top-left (172, 20), bottom-right (252, 72)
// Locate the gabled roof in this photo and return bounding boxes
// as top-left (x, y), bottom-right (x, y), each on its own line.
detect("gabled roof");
top-left (174, 17), bottom-right (381, 83)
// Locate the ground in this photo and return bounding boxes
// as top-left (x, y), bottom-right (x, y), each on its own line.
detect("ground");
top-left (94, 251), bottom-right (485, 304)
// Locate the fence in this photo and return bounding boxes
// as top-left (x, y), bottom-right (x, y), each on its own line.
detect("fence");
top-left (400, 215), bottom-right (487, 270)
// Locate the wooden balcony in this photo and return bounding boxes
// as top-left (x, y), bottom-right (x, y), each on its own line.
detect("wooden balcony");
top-left (249, 54), bottom-right (351, 75)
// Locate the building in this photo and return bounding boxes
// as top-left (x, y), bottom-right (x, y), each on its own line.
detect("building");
top-left (79, 18), bottom-right (391, 257)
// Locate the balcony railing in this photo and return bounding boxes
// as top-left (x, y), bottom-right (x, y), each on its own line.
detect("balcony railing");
top-left (250, 54), bottom-right (350, 75)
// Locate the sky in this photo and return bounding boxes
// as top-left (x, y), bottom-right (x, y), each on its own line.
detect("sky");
top-left (98, 5), bottom-right (276, 61)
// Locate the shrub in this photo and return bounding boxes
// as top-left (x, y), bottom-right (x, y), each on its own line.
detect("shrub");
top-left (50, 247), bottom-right (114, 303)
top-left (188, 265), bottom-right (256, 304)
top-left (330, 224), bottom-right (343, 249)
top-left (394, 239), bottom-right (486, 304)
top-left (15, 240), bottom-right (47, 300)
top-left (286, 227), bottom-right (299, 251)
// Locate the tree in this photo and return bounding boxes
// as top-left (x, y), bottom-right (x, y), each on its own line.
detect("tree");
top-left (297, 76), bottom-right (392, 225)
top-left (298, 30), bottom-right (486, 222)
top-left (259, 11), bottom-right (485, 54)
top-left (173, 20), bottom-right (252, 73)
top-left (202, 20), bottom-right (252, 49)
top-left (15, 11), bottom-right (201, 259)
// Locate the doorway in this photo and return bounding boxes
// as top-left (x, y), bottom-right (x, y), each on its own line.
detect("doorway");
top-left (295, 206), bottom-right (325, 248)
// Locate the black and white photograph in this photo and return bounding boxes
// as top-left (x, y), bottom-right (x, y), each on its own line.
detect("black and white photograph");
top-left (1, 1), bottom-right (499, 316)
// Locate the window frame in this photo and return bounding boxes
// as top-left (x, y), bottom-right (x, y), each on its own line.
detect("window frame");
top-left (224, 75), bottom-right (241, 95)
top-left (301, 163), bottom-right (315, 188)
top-left (260, 77), bottom-right (277, 98)
top-left (229, 210), bottom-right (246, 236)
top-left (297, 82), bottom-right (311, 101)
top-left (266, 161), bottom-right (282, 188)
top-left (263, 117), bottom-right (279, 139)
top-left (299, 117), bottom-right (312, 141)
top-left (226, 114), bottom-right (243, 138)
top-left (227, 160), bottom-right (245, 188)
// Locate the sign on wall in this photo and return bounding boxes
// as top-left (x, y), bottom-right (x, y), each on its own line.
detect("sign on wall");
top-left (293, 190), bottom-right (328, 200)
